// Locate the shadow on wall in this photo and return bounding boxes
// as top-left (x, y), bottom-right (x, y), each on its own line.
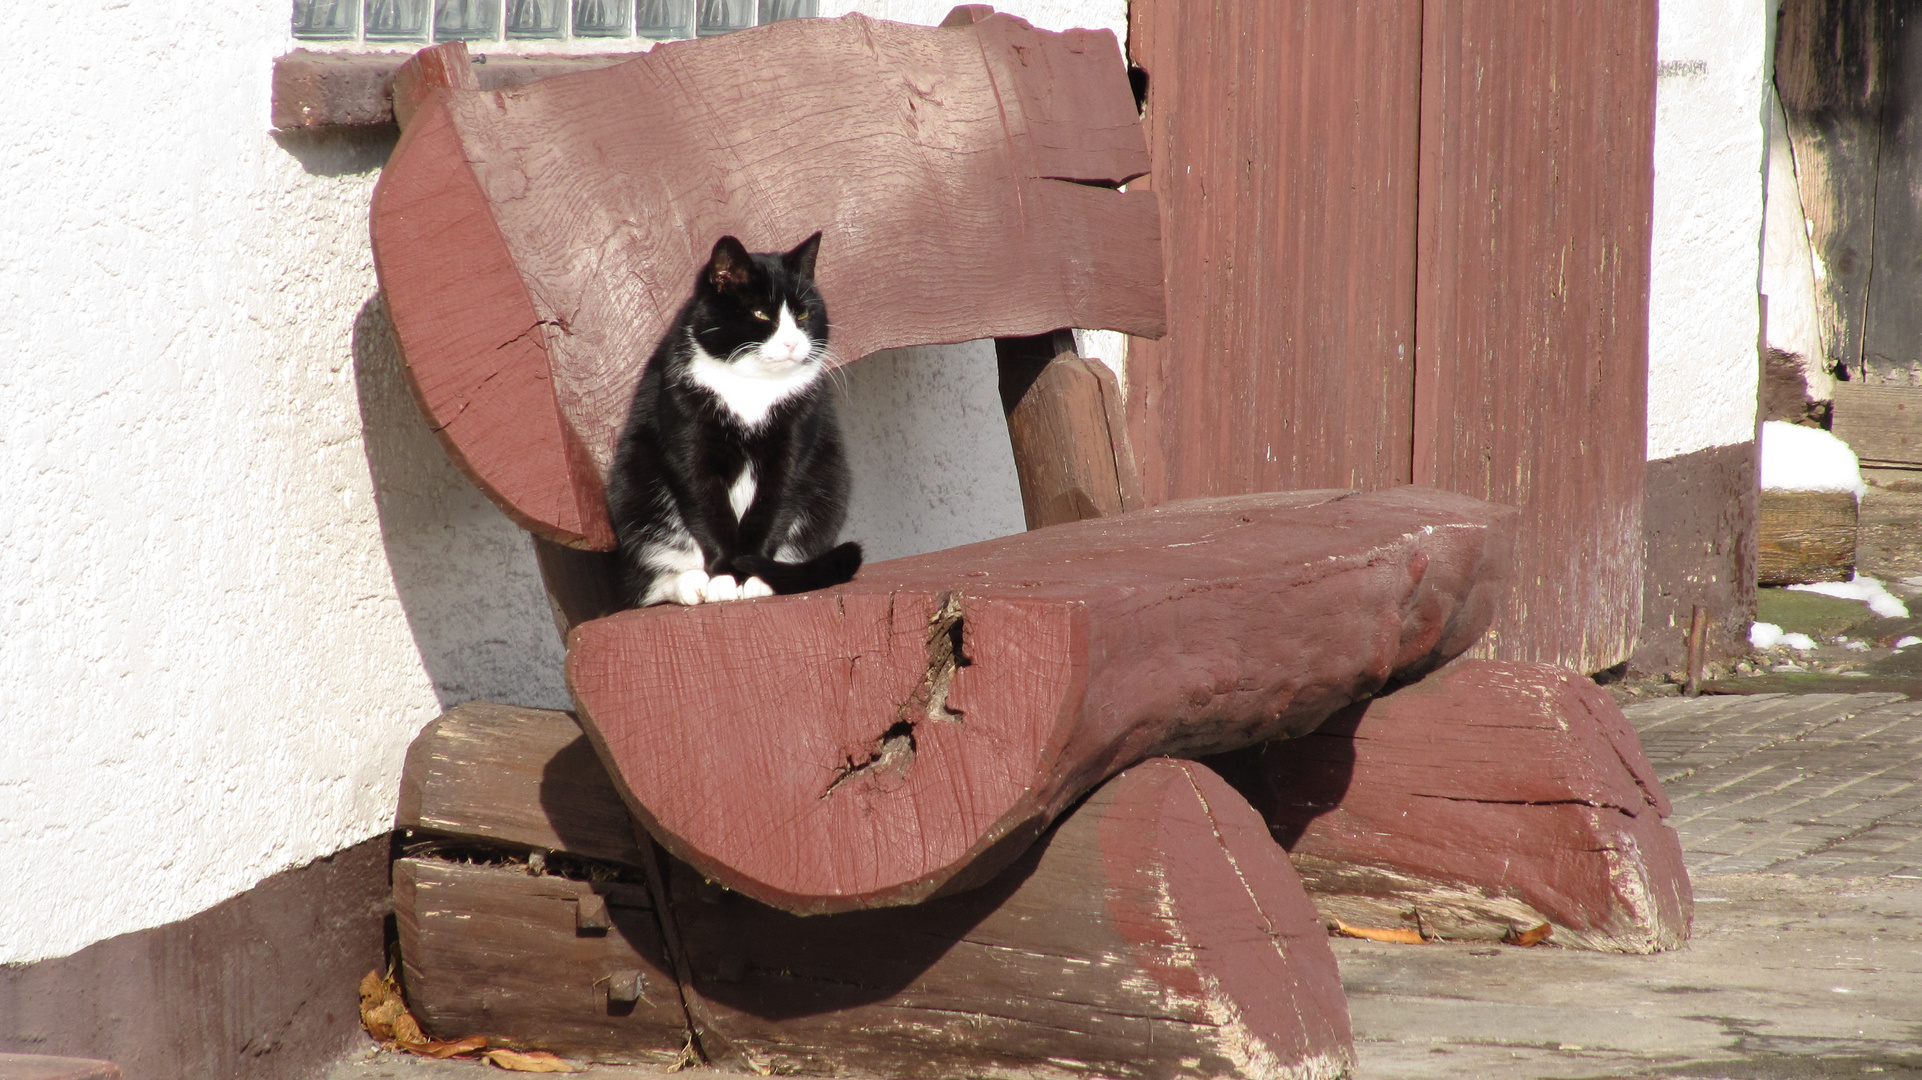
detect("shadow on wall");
top-left (272, 125), bottom-right (399, 177)
top-left (351, 295), bottom-right (571, 711)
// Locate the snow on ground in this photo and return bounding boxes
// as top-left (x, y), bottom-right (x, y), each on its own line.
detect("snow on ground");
top-left (1750, 622), bottom-right (1817, 650)
top-left (1759, 420), bottom-right (1866, 497)
top-left (1787, 573), bottom-right (1911, 618)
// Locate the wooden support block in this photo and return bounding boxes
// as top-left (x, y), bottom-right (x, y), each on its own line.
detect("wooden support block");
top-left (398, 702), bottom-right (649, 868)
top-left (1758, 489), bottom-right (1857, 585)
top-left (995, 330), bottom-right (1143, 529)
top-left (568, 486), bottom-right (1513, 914)
top-left (393, 706), bottom-right (1354, 1079)
top-left (393, 859), bottom-right (688, 1062)
top-left (676, 759), bottom-right (1354, 1080)
top-left (1213, 659), bottom-right (1692, 953)
top-left (1833, 384), bottom-right (1922, 467)
top-left (390, 42), bottom-right (477, 133)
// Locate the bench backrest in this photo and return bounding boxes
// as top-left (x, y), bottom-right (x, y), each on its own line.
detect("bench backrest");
top-left (370, 8), bottom-right (1163, 550)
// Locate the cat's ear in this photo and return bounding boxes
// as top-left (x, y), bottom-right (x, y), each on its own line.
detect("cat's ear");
top-left (706, 236), bottom-right (753, 293)
top-left (783, 231), bottom-right (823, 281)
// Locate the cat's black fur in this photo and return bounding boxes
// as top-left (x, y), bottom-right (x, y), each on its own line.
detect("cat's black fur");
top-left (606, 232), bottom-right (861, 608)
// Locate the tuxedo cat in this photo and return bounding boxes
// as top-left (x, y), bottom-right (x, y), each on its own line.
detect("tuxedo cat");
top-left (607, 232), bottom-right (861, 607)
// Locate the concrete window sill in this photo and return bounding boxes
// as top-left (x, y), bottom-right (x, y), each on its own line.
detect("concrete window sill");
top-left (271, 49), bottom-right (633, 130)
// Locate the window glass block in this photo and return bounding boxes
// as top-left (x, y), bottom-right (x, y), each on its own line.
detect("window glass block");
top-left (634, 0), bottom-right (690, 38)
top-left (574, 0), bottom-right (632, 36)
top-left (364, 0), bottom-right (428, 39)
top-left (293, 0), bottom-right (357, 38)
top-left (434, 0), bottom-right (500, 40)
top-left (757, 0), bottom-right (813, 22)
top-left (507, 0), bottom-right (565, 36)
top-left (696, 0), bottom-right (752, 35)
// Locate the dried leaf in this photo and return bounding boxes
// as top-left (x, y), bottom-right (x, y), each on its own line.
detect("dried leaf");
top-left (391, 1012), bottom-right (427, 1046)
top-left (1332, 918), bottom-right (1425, 944)
top-left (484, 1048), bottom-right (583, 1072)
top-left (1508, 922), bottom-right (1554, 947)
top-left (358, 969), bottom-right (407, 1041)
top-left (416, 1036), bottom-right (490, 1059)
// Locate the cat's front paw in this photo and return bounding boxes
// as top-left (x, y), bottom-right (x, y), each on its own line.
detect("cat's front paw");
top-left (739, 576), bottom-right (774, 599)
top-left (670, 569), bottom-right (710, 605)
top-left (699, 574), bottom-right (742, 602)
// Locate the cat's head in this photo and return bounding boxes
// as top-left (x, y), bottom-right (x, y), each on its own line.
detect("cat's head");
top-left (687, 232), bottom-right (828, 377)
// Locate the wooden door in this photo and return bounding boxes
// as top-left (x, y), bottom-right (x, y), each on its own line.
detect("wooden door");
top-left (1126, 0), bottom-right (1657, 672)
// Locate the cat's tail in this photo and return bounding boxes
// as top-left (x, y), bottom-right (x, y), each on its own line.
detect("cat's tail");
top-left (733, 542), bottom-right (863, 596)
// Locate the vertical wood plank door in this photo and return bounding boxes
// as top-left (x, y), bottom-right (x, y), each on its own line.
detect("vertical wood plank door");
top-left (1125, 0), bottom-right (1423, 501)
top-left (1414, 0), bottom-right (1657, 670)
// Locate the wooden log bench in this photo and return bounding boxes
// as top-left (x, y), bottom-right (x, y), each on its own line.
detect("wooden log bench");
top-left (396, 705), bottom-right (1357, 1077)
top-left (569, 486), bottom-right (1513, 913)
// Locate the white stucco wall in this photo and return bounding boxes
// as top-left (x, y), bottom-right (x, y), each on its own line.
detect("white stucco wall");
top-left (1646, 0), bottom-right (1770, 461)
top-left (1761, 87), bottom-right (1832, 400)
top-left (0, 0), bottom-right (1119, 966)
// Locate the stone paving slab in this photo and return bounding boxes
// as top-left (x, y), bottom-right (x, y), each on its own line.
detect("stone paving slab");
top-left (1623, 693), bottom-right (1922, 878)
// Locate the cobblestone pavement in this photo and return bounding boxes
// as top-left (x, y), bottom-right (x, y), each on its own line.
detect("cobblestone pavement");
top-left (1625, 693), bottom-right (1922, 879)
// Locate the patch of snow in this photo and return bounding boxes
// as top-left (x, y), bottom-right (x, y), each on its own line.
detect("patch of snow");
top-left (1787, 573), bottom-right (1910, 618)
top-left (1896, 636), bottom-right (1921, 650)
top-left (1750, 622), bottom-right (1817, 650)
top-left (1759, 421), bottom-right (1866, 497)
top-left (1844, 640), bottom-right (1870, 652)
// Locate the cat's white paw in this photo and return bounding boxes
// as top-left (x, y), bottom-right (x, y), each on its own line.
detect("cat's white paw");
top-left (700, 574), bottom-right (742, 602)
top-left (740, 575), bottom-right (774, 599)
top-left (670, 569), bottom-right (710, 606)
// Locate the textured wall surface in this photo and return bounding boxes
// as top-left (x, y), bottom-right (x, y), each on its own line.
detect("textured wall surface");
top-left (1647, 0), bottom-right (1769, 461)
top-left (0, 0), bottom-right (1117, 966)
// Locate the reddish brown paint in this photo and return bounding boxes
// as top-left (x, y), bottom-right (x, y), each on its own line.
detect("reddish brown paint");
top-left (566, 487), bottom-right (1514, 914)
top-left (1125, 0), bottom-right (1424, 500)
top-left (1414, 0), bottom-right (1656, 670)
top-left (1124, 0), bottom-right (1656, 671)
top-left (369, 14), bottom-right (1164, 550)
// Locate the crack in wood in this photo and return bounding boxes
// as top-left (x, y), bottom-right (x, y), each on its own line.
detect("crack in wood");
top-left (821, 594), bottom-right (972, 799)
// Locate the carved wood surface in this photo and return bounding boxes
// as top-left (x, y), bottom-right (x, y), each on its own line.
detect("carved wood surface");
top-left (996, 331), bottom-right (1143, 530)
top-left (369, 12), bottom-right (1164, 548)
top-left (1215, 659), bottom-right (1692, 953)
top-left (1757, 490), bottom-right (1858, 585)
top-left (567, 487), bottom-right (1515, 914)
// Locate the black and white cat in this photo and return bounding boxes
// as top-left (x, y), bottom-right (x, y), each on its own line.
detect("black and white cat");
top-left (607, 232), bottom-right (861, 608)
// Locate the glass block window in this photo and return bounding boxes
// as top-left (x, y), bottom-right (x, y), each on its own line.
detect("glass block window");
top-left (507, 0), bottom-right (566, 37)
top-left (292, 0), bottom-right (811, 43)
top-left (292, 0), bottom-right (357, 38)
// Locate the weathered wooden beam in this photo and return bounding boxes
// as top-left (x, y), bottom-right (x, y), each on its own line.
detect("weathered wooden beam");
top-left (393, 859), bottom-right (690, 1062)
top-left (1757, 490), bottom-right (1857, 585)
top-left (567, 486), bottom-right (1514, 914)
top-left (270, 49), bottom-right (630, 131)
top-left (1833, 383), bottom-right (1922, 467)
top-left (1212, 659), bottom-right (1692, 953)
top-left (676, 758), bottom-right (1355, 1079)
top-left (995, 330), bottom-right (1143, 530)
top-left (392, 705), bottom-right (1356, 1079)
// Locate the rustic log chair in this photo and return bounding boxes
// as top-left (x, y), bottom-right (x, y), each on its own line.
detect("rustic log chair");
top-left (369, 8), bottom-right (1683, 1073)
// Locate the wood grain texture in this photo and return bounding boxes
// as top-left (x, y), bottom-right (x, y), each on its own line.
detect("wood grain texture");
top-left (1862, 8), bottom-right (1922, 380)
top-left (1757, 490), bottom-right (1858, 585)
top-left (397, 702), bottom-right (649, 868)
top-left (1215, 659), bottom-right (1691, 953)
top-left (393, 858), bottom-right (688, 1061)
top-left (390, 42), bottom-right (477, 132)
top-left (1124, 0), bottom-right (1423, 500)
top-left (1413, 0), bottom-right (1655, 671)
top-left (1834, 383), bottom-right (1922, 466)
top-left (567, 486), bottom-right (1515, 914)
top-left (674, 759), bottom-right (1354, 1080)
top-left (1776, 0), bottom-right (1895, 380)
top-left (996, 332), bottom-right (1140, 529)
top-left (370, 13), bottom-right (1163, 548)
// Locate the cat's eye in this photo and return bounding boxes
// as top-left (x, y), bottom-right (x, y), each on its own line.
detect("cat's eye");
top-left (751, 309), bottom-right (771, 321)
top-left (796, 311), bottom-right (809, 321)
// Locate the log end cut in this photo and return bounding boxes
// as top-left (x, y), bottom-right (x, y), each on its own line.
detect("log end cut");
top-left (1216, 659), bottom-right (1692, 953)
